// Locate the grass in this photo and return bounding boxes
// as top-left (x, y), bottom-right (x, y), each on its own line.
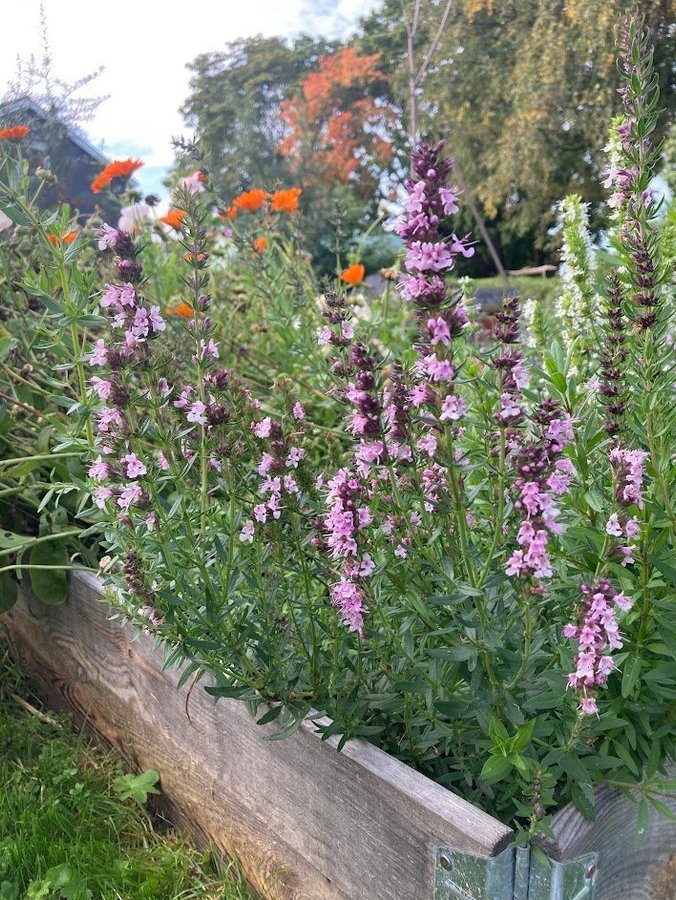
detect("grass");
top-left (464, 274), bottom-right (560, 305)
top-left (0, 647), bottom-right (256, 900)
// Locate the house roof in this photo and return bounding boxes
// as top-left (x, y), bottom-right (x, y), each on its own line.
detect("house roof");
top-left (0, 96), bottom-right (109, 164)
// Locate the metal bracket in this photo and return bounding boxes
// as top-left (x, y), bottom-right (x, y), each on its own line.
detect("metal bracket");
top-left (435, 846), bottom-right (596, 900)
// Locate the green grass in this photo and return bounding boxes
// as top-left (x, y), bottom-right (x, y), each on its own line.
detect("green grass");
top-left (0, 648), bottom-right (256, 900)
top-left (464, 275), bottom-right (561, 305)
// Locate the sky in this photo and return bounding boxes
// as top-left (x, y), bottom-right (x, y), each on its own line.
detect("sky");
top-left (0, 0), bottom-right (382, 196)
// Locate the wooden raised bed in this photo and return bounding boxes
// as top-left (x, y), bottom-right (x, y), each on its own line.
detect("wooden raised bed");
top-left (3, 573), bottom-right (674, 899)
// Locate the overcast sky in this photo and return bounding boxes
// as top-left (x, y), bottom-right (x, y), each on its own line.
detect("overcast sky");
top-left (1, 0), bottom-right (382, 195)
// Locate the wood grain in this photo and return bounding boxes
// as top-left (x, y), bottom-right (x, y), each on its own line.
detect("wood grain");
top-left (548, 777), bottom-right (676, 900)
top-left (3, 572), bottom-right (513, 900)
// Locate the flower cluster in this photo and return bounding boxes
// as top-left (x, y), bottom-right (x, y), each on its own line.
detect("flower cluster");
top-left (564, 579), bottom-right (632, 715)
top-left (505, 401), bottom-right (574, 580)
top-left (323, 468), bottom-right (373, 634)
top-left (241, 405), bottom-right (307, 541)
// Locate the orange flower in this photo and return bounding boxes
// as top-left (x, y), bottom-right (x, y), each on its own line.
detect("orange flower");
top-left (217, 205), bottom-right (238, 221)
top-left (91, 158), bottom-right (143, 194)
top-left (159, 209), bottom-right (186, 230)
top-left (271, 187), bottom-right (302, 214)
top-left (0, 125), bottom-right (29, 141)
top-left (166, 302), bottom-right (195, 319)
top-left (340, 263), bottom-right (365, 285)
top-left (47, 230), bottom-right (78, 245)
top-left (233, 189), bottom-right (268, 212)
top-left (184, 252), bottom-right (208, 265)
top-left (252, 236), bottom-right (268, 253)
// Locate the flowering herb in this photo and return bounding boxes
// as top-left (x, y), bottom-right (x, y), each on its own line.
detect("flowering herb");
top-left (0, 11), bottom-right (672, 840)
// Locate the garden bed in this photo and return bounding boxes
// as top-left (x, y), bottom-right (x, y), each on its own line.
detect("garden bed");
top-left (4, 574), bottom-right (674, 900)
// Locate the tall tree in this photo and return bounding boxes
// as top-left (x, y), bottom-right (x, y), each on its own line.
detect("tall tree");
top-left (181, 35), bottom-right (335, 201)
top-left (359, 0), bottom-right (674, 269)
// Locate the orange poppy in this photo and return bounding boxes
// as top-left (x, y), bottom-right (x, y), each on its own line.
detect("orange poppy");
top-left (159, 209), bottom-right (186, 230)
top-left (340, 263), bottom-right (365, 285)
top-left (233, 189), bottom-right (268, 212)
top-left (270, 187), bottom-right (302, 214)
top-left (0, 125), bottom-right (29, 141)
top-left (91, 158), bottom-right (143, 194)
top-left (47, 230), bottom-right (78, 246)
top-left (166, 302), bottom-right (195, 319)
top-left (252, 236), bottom-right (268, 253)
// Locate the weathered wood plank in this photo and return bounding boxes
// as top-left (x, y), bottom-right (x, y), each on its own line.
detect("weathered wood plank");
top-left (3, 573), bottom-right (513, 900)
top-left (548, 778), bottom-right (676, 900)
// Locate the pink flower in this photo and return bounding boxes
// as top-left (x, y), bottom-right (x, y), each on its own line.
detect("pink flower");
top-left (606, 513), bottom-right (623, 537)
top-left (240, 521), bottom-right (255, 542)
top-left (157, 451), bottom-right (170, 471)
top-left (293, 402), bottom-right (306, 420)
top-left (90, 339), bottom-right (108, 367)
top-left (186, 401), bottom-right (208, 425)
top-left (405, 241), bottom-right (455, 273)
top-left (450, 234), bottom-right (475, 258)
top-left (417, 434), bottom-right (437, 457)
top-left (427, 317), bottom-right (451, 346)
top-left (625, 517), bottom-right (640, 537)
top-left (499, 393), bottom-right (522, 420)
top-left (440, 394), bottom-right (467, 421)
top-left (253, 504), bottom-right (268, 523)
top-left (146, 512), bottom-right (157, 532)
top-left (317, 326), bottom-right (333, 346)
top-left (330, 578), bottom-right (365, 634)
top-left (258, 453), bottom-right (276, 476)
top-left (149, 306), bottom-right (166, 333)
top-left (286, 447), bottom-right (305, 468)
top-left (178, 171), bottom-right (206, 194)
top-left (98, 224), bottom-right (118, 250)
top-left (121, 453), bottom-right (147, 479)
top-left (252, 417), bottom-right (272, 438)
top-left (93, 486), bottom-right (113, 508)
top-left (88, 457), bottom-right (109, 482)
top-left (580, 696), bottom-right (599, 716)
top-left (117, 482), bottom-right (143, 511)
top-left (96, 407), bottom-right (123, 433)
top-left (512, 363), bottom-right (530, 390)
top-left (439, 187), bottom-right (459, 215)
top-left (91, 377), bottom-right (113, 399)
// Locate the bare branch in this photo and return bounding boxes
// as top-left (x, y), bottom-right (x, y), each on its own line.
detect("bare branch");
top-left (415, 0), bottom-right (455, 86)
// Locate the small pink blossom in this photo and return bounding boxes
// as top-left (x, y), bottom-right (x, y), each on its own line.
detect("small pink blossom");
top-left (440, 394), bottom-right (467, 421)
top-left (186, 401), bottom-right (208, 425)
top-left (252, 417), bottom-right (273, 438)
top-left (88, 457), bottom-right (109, 482)
top-left (606, 513), bottom-right (623, 537)
top-left (98, 224), bottom-right (118, 250)
top-left (90, 339), bottom-right (108, 367)
top-left (293, 402), bottom-right (306, 420)
top-left (117, 482), bottom-right (143, 511)
top-left (121, 452), bottom-right (147, 479)
top-left (240, 521), bottom-right (255, 542)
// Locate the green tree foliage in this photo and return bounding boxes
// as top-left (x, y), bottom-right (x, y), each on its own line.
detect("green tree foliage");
top-left (181, 35), bottom-right (334, 202)
top-left (359, 0), bottom-right (674, 270)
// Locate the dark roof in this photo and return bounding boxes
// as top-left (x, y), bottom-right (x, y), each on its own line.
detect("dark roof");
top-left (0, 97), bottom-right (108, 164)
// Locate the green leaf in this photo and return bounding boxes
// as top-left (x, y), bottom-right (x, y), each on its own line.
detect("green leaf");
top-left (112, 768), bottom-right (160, 805)
top-left (621, 654), bottom-right (642, 699)
top-left (29, 541), bottom-right (69, 604)
top-left (636, 798), bottom-right (649, 845)
top-left (0, 574), bottom-right (18, 613)
top-left (0, 203), bottom-right (32, 227)
top-left (480, 755), bottom-right (512, 784)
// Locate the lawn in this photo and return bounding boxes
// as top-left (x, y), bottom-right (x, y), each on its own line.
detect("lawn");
top-left (0, 648), bottom-right (256, 900)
